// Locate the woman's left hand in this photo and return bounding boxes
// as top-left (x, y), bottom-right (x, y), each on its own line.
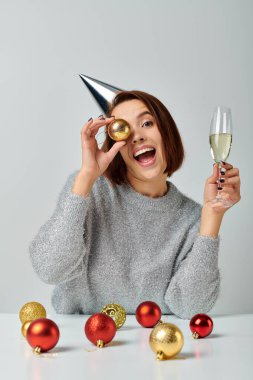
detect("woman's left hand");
top-left (203, 162), bottom-right (241, 214)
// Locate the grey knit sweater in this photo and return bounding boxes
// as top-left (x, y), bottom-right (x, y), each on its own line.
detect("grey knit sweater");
top-left (29, 170), bottom-right (221, 319)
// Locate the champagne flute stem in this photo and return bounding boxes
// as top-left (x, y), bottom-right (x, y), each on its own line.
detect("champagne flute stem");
top-left (217, 161), bottom-right (222, 198)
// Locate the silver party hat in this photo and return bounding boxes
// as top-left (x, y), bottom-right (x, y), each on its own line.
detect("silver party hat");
top-left (79, 74), bottom-right (124, 114)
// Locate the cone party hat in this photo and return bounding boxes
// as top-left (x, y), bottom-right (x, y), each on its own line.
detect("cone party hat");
top-left (79, 74), bottom-right (124, 114)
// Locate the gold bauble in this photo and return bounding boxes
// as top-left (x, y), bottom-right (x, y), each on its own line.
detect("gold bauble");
top-left (107, 118), bottom-right (131, 141)
top-left (101, 303), bottom-right (126, 329)
top-left (19, 302), bottom-right (46, 324)
top-left (21, 320), bottom-right (32, 337)
top-left (149, 323), bottom-right (184, 360)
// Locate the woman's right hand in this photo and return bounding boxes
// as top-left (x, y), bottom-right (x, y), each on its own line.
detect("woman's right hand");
top-left (72, 115), bottom-right (126, 197)
top-left (80, 115), bottom-right (126, 180)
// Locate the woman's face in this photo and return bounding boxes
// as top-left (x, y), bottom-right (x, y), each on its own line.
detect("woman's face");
top-left (110, 99), bottom-right (168, 182)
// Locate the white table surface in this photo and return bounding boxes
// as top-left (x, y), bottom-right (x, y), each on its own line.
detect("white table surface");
top-left (1, 313), bottom-right (253, 380)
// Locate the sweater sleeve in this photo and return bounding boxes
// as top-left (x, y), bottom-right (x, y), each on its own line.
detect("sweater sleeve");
top-left (29, 170), bottom-right (91, 285)
top-left (164, 221), bottom-right (221, 320)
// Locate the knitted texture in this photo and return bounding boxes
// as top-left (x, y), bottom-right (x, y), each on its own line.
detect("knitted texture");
top-left (29, 170), bottom-right (221, 319)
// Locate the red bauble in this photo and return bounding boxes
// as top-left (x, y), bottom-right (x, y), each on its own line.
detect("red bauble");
top-left (26, 318), bottom-right (60, 352)
top-left (85, 313), bottom-right (116, 347)
top-left (135, 301), bottom-right (162, 328)
top-left (190, 313), bottom-right (213, 339)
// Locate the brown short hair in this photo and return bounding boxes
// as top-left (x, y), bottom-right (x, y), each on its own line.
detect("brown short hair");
top-left (101, 90), bottom-right (184, 186)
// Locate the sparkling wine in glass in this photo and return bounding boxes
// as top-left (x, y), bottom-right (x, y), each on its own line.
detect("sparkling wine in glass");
top-left (209, 106), bottom-right (233, 207)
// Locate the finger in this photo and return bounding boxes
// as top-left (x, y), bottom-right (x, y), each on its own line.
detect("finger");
top-left (81, 115), bottom-right (112, 133)
top-left (220, 176), bottom-right (240, 187)
top-left (207, 164), bottom-right (219, 184)
top-left (220, 161), bottom-right (233, 170)
top-left (80, 118), bottom-right (93, 135)
top-left (90, 116), bottom-right (115, 130)
top-left (89, 118), bottom-right (116, 139)
top-left (218, 186), bottom-right (236, 195)
top-left (80, 119), bottom-right (96, 143)
top-left (223, 167), bottom-right (239, 178)
top-left (106, 140), bottom-right (126, 162)
top-left (81, 117), bottom-right (113, 142)
top-left (87, 117), bottom-right (115, 137)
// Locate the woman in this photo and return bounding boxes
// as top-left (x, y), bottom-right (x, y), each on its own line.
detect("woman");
top-left (29, 90), bottom-right (241, 319)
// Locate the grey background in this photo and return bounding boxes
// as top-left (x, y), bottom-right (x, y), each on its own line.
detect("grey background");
top-left (0, 0), bottom-right (252, 314)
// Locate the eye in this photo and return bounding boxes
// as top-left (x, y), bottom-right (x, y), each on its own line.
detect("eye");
top-left (142, 120), bottom-right (153, 128)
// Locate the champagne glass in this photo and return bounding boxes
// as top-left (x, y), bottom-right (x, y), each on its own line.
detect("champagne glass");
top-left (209, 106), bottom-right (233, 207)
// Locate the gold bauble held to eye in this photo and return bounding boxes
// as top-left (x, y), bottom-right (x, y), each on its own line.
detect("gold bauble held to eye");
top-left (149, 323), bottom-right (184, 360)
top-left (107, 118), bottom-right (131, 141)
top-left (101, 303), bottom-right (126, 329)
top-left (19, 302), bottom-right (47, 324)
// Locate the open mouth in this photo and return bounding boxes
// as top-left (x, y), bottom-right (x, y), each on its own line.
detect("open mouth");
top-left (133, 148), bottom-right (156, 161)
top-left (133, 148), bottom-right (156, 166)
